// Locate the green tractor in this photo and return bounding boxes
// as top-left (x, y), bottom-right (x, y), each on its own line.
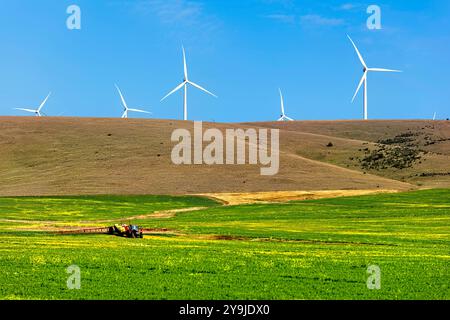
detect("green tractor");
top-left (109, 224), bottom-right (143, 238)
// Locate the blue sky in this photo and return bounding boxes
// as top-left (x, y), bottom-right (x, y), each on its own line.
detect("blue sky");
top-left (0, 0), bottom-right (449, 122)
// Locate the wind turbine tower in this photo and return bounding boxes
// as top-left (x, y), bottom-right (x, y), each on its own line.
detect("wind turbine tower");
top-left (14, 92), bottom-right (51, 117)
top-left (161, 46), bottom-right (217, 120)
top-left (278, 88), bottom-right (294, 121)
top-left (115, 85), bottom-right (151, 119)
top-left (348, 35), bottom-right (402, 120)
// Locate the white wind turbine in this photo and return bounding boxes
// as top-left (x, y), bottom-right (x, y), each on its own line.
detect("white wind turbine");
top-left (115, 84), bottom-right (151, 119)
top-left (348, 35), bottom-right (402, 120)
top-left (433, 112), bottom-right (437, 121)
top-left (161, 46), bottom-right (217, 120)
top-left (278, 88), bottom-right (293, 121)
top-left (14, 92), bottom-right (51, 117)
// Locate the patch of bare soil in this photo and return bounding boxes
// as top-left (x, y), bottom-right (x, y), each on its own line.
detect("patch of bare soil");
top-left (83, 206), bottom-right (209, 223)
top-left (196, 189), bottom-right (399, 205)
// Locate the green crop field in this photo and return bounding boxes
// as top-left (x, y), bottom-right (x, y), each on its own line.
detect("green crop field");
top-left (0, 190), bottom-right (448, 300)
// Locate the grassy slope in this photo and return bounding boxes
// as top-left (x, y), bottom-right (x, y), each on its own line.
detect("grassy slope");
top-left (0, 195), bottom-right (218, 221)
top-left (0, 189), bottom-right (448, 300)
top-left (145, 189), bottom-right (450, 245)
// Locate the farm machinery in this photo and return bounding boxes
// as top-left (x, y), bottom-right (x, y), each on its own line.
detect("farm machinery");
top-left (56, 224), bottom-right (143, 238)
top-left (56, 225), bottom-right (169, 238)
top-left (109, 224), bottom-right (143, 238)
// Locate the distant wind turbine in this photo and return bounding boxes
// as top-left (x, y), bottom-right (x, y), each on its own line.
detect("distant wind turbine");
top-left (115, 84), bottom-right (151, 119)
top-left (278, 88), bottom-right (293, 121)
top-left (14, 92), bottom-right (51, 117)
top-left (433, 112), bottom-right (437, 121)
top-left (161, 46), bottom-right (217, 121)
top-left (348, 35), bottom-right (402, 120)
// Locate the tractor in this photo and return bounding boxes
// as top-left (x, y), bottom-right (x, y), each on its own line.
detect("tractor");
top-left (109, 224), bottom-right (143, 238)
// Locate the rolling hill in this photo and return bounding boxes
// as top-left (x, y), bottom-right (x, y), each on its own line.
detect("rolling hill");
top-left (0, 117), bottom-right (448, 196)
top-left (250, 120), bottom-right (450, 188)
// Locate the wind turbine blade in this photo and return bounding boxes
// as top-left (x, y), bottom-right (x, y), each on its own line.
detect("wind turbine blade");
top-left (279, 88), bottom-right (285, 115)
top-left (347, 35), bottom-right (367, 69)
top-left (38, 92), bottom-right (51, 111)
top-left (182, 45), bottom-right (188, 80)
top-left (121, 111), bottom-right (127, 118)
top-left (161, 82), bottom-right (185, 102)
top-left (128, 108), bottom-right (152, 114)
top-left (15, 108), bottom-right (37, 113)
top-left (352, 73), bottom-right (367, 103)
top-left (368, 68), bottom-right (402, 73)
top-left (115, 84), bottom-right (128, 109)
top-left (285, 116), bottom-right (294, 121)
top-left (188, 81), bottom-right (217, 98)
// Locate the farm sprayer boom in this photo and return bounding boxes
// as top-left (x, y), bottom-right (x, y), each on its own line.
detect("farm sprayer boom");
top-left (55, 225), bottom-right (169, 238)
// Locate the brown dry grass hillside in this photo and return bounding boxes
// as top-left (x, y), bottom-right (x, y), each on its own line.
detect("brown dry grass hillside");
top-left (0, 117), bottom-right (448, 196)
top-left (249, 120), bottom-right (450, 188)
